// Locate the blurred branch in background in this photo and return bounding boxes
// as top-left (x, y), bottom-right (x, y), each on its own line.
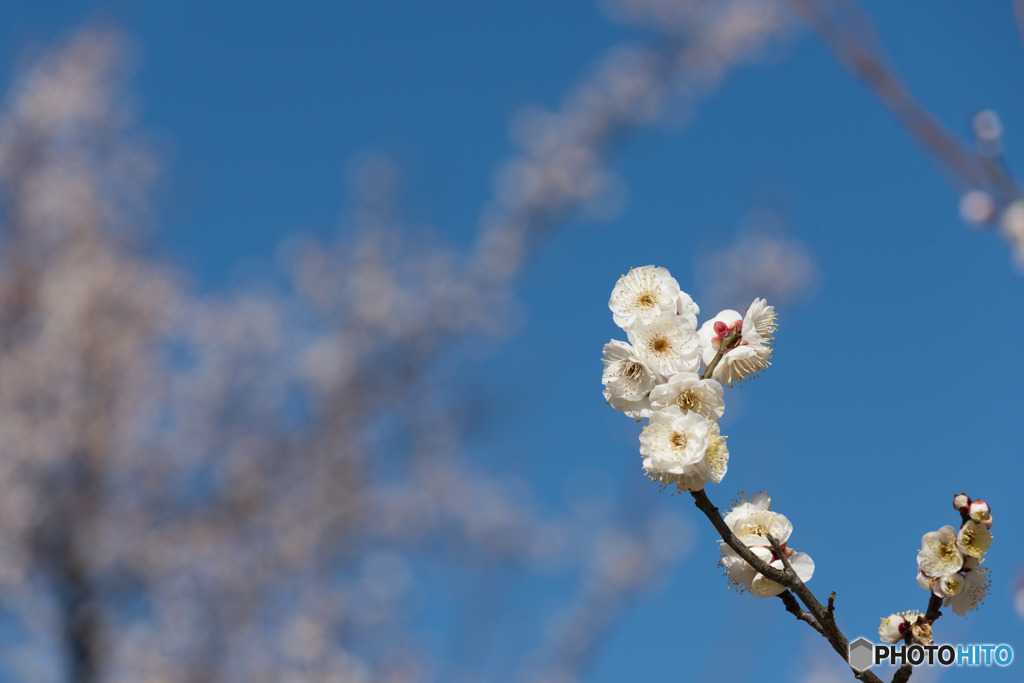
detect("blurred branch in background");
top-left (0, 1), bottom-right (805, 680)
top-left (789, 0), bottom-right (1024, 269)
top-left (1015, 0), bottom-right (1024, 57)
top-left (478, 0), bottom-right (797, 282)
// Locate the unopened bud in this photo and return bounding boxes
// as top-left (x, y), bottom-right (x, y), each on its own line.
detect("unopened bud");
top-left (968, 500), bottom-right (992, 527)
top-left (953, 492), bottom-right (971, 511)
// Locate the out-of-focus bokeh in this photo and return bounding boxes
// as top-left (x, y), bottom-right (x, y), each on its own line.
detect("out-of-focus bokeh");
top-left (0, 1), bottom-right (1021, 682)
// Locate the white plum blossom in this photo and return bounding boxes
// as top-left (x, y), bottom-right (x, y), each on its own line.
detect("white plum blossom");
top-left (935, 573), bottom-right (965, 599)
top-left (688, 421), bottom-right (729, 490)
top-left (921, 501), bottom-right (991, 618)
top-left (920, 569), bottom-right (966, 599)
top-left (917, 526), bottom-right (963, 579)
top-left (718, 542), bottom-right (814, 598)
top-left (628, 313), bottom-right (700, 376)
top-left (750, 552), bottom-right (815, 598)
top-left (717, 492), bottom-right (814, 597)
top-left (968, 500), bottom-right (992, 527)
top-left (946, 566), bottom-right (990, 616)
top-left (917, 493), bottom-right (995, 618)
top-left (609, 266), bottom-right (681, 330)
top-left (602, 341), bottom-right (655, 401)
top-left (697, 299), bottom-right (776, 386)
top-left (880, 610), bottom-right (929, 643)
top-left (880, 611), bottom-right (934, 645)
top-left (640, 406), bottom-right (708, 472)
top-left (675, 290), bottom-right (700, 329)
top-left (956, 520), bottom-right (993, 559)
top-left (601, 340), bottom-right (656, 418)
top-left (720, 545), bottom-right (773, 595)
top-left (718, 543), bottom-right (813, 598)
top-left (744, 297), bottom-right (777, 341)
top-left (878, 613), bottom-right (907, 643)
top-left (709, 342), bottom-right (768, 386)
top-left (639, 406), bottom-right (727, 492)
top-left (723, 490), bottom-right (772, 519)
top-left (648, 372), bottom-right (724, 421)
top-left (723, 492), bottom-right (792, 545)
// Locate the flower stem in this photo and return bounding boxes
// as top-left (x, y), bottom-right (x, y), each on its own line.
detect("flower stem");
top-left (700, 328), bottom-right (741, 380)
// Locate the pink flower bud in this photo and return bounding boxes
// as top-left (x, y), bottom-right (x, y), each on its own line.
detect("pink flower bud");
top-left (953, 493), bottom-right (971, 511)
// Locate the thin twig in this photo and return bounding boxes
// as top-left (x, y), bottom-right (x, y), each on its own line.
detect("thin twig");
top-left (700, 328), bottom-right (740, 381)
top-left (778, 590), bottom-right (824, 635)
top-left (766, 533), bottom-right (796, 579)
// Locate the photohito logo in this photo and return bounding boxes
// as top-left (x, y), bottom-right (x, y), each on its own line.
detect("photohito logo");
top-left (848, 637), bottom-right (1014, 672)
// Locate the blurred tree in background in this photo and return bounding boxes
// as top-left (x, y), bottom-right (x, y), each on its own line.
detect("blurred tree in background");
top-left (0, 3), bottom-right (808, 680)
top-left (0, 1), bottom-right (1018, 682)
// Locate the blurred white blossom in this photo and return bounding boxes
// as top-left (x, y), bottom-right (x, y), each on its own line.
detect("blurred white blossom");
top-left (696, 223), bottom-right (819, 314)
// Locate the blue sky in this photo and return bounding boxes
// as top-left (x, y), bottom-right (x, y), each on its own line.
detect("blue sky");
top-left (2, 1), bottom-right (1023, 681)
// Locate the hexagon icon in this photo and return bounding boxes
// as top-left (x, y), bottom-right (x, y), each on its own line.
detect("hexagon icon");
top-left (848, 637), bottom-right (874, 672)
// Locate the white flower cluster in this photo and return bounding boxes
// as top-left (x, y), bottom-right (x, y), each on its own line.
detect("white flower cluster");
top-left (878, 610), bottom-right (932, 645)
top-left (915, 493), bottom-right (994, 617)
top-left (718, 492), bottom-right (814, 597)
top-left (602, 265), bottom-right (776, 492)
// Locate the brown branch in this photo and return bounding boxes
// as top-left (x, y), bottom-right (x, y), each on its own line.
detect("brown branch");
top-left (891, 664), bottom-right (914, 683)
top-left (924, 592), bottom-right (943, 622)
top-left (766, 533), bottom-right (797, 580)
top-left (778, 590), bottom-right (824, 635)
